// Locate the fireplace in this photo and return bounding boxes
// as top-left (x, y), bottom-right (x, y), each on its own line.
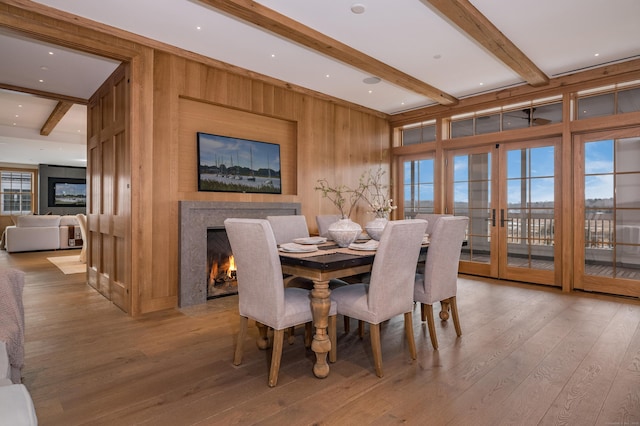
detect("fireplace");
top-left (206, 228), bottom-right (237, 299)
top-left (179, 201), bottom-right (302, 307)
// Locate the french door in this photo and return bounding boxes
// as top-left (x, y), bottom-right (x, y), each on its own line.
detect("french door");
top-left (446, 138), bottom-right (560, 286)
top-left (573, 129), bottom-right (640, 297)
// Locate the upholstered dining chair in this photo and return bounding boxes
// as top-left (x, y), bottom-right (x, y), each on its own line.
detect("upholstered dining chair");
top-left (224, 218), bottom-right (337, 387)
top-left (267, 214), bottom-right (349, 338)
top-left (75, 213), bottom-right (88, 264)
top-left (330, 219), bottom-right (427, 377)
top-left (414, 213), bottom-right (452, 236)
top-left (414, 216), bottom-right (469, 350)
top-left (266, 215), bottom-right (310, 245)
top-left (315, 214), bottom-right (341, 239)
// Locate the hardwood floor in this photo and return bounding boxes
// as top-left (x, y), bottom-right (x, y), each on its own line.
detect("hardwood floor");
top-left (2, 249), bottom-right (640, 425)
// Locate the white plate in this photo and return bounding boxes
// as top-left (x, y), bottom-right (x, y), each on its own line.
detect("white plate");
top-left (279, 243), bottom-right (318, 253)
top-left (292, 236), bottom-right (327, 245)
top-left (348, 240), bottom-right (379, 251)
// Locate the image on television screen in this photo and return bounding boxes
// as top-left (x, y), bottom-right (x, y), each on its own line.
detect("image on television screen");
top-left (197, 132), bottom-right (281, 194)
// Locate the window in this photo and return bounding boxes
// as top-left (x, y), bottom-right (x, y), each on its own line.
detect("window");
top-left (1, 170), bottom-right (34, 215)
top-left (576, 81), bottom-right (640, 119)
top-left (403, 158), bottom-right (435, 217)
top-left (402, 121), bottom-right (436, 145)
top-left (450, 99), bottom-right (563, 138)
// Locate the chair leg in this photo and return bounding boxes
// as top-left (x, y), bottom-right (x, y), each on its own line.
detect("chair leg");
top-left (304, 322), bottom-right (312, 348)
top-left (233, 316), bottom-right (248, 365)
top-left (329, 314), bottom-right (337, 363)
top-left (358, 320), bottom-right (365, 339)
top-left (404, 312), bottom-right (417, 360)
top-left (449, 296), bottom-right (462, 336)
top-left (268, 329), bottom-right (285, 387)
top-left (420, 303), bottom-right (427, 322)
top-left (288, 326), bottom-right (295, 344)
top-left (369, 323), bottom-right (383, 377)
top-left (425, 304), bottom-right (438, 350)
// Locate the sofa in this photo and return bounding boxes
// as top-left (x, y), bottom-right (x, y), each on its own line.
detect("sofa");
top-left (0, 268), bottom-right (37, 425)
top-left (4, 215), bottom-right (83, 253)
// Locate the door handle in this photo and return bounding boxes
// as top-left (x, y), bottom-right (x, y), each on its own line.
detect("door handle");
top-left (500, 209), bottom-right (514, 227)
top-left (484, 209), bottom-right (496, 227)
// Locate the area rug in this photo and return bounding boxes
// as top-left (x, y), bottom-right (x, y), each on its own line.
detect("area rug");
top-left (47, 255), bottom-right (86, 274)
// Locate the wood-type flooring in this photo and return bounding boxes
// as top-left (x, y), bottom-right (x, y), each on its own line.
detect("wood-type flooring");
top-left (1, 249), bottom-right (639, 425)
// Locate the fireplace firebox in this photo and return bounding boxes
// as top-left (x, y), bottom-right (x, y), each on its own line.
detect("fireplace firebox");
top-left (207, 228), bottom-right (237, 298)
top-left (179, 201), bottom-right (302, 307)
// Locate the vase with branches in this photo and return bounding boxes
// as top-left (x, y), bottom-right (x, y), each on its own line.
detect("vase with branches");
top-left (358, 168), bottom-right (397, 219)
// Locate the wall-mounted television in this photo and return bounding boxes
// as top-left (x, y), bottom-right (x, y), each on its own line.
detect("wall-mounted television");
top-left (197, 132), bottom-right (281, 194)
top-left (47, 177), bottom-right (87, 207)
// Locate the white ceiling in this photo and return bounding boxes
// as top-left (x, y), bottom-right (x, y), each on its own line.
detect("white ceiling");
top-left (1, 0), bottom-right (639, 167)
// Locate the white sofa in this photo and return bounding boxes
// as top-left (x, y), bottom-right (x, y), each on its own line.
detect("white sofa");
top-left (4, 215), bottom-right (83, 253)
top-left (0, 268), bottom-right (37, 425)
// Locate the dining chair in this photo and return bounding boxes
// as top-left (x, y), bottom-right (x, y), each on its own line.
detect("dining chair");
top-left (224, 218), bottom-right (337, 387)
top-left (266, 215), bottom-right (310, 245)
top-left (330, 219), bottom-right (427, 377)
top-left (414, 216), bottom-right (469, 350)
top-left (75, 213), bottom-right (88, 264)
top-left (315, 214), bottom-right (341, 238)
top-left (267, 214), bottom-right (349, 338)
top-left (414, 213), bottom-right (452, 236)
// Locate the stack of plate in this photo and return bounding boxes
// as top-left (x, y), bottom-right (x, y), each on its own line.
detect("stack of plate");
top-left (279, 243), bottom-right (318, 253)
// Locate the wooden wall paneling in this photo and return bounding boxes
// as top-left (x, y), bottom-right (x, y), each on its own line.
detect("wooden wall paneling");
top-left (130, 47), bottom-right (158, 316)
top-left (296, 96), bottom-right (332, 228)
top-left (177, 97), bottom-right (298, 195)
top-left (226, 73), bottom-right (252, 110)
top-left (146, 51), bottom-right (179, 313)
top-left (87, 99), bottom-right (101, 294)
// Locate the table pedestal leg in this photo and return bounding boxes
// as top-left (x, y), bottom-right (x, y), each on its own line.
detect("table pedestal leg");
top-left (440, 301), bottom-right (451, 321)
top-left (310, 279), bottom-right (331, 378)
top-left (256, 322), bottom-right (270, 349)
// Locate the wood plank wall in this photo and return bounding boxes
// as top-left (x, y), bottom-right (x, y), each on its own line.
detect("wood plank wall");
top-left (142, 52), bottom-right (391, 315)
top-left (0, 2), bottom-right (391, 316)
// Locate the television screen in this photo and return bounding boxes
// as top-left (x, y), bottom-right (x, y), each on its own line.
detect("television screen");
top-left (48, 178), bottom-right (86, 207)
top-left (197, 132), bottom-right (282, 194)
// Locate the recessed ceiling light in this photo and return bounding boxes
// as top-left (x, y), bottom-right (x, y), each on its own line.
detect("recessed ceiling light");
top-left (325, 74), bottom-right (330, 78)
top-left (40, 66), bottom-right (48, 71)
top-left (18, 105), bottom-right (22, 108)
top-left (48, 51), bottom-right (53, 55)
top-left (363, 76), bottom-right (381, 84)
top-left (351, 3), bottom-right (366, 14)
top-left (594, 53), bottom-right (600, 57)
top-left (196, 26), bottom-right (202, 30)
top-left (479, 82), bottom-right (484, 86)
top-left (271, 54), bottom-right (276, 58)
top-left (38, 79), bottom-right (44, 83)
top-left (368, 90), bottom-right (373, 94)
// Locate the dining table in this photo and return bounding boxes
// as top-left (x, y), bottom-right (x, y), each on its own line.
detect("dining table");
top-left (278, 240), bottom-right (429, 379)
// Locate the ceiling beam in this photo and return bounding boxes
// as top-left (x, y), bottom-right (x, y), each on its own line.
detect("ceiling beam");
top-left (197, 0), bottom-right (458, 106)
top-left (424, 0), bottom-right (549, 87)
top-left (0, 82), bottom-right (87, 105)
top-left (40, 101), bottom-right (73, 136)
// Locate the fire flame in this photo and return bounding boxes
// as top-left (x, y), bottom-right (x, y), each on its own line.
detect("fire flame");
top-left (227, 255), bottom-right (236, 278)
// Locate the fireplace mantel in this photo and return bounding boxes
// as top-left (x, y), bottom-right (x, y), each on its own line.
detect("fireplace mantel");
top-left (179, 201), bottom-right (301, 307)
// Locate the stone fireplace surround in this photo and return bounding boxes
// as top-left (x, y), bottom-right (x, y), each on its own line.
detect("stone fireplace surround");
top-left (179, 201), bottom-right (302, 307)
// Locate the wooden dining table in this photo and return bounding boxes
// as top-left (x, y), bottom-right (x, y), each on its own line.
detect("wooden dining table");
top-left (279, 242), bottom-right (429, 379)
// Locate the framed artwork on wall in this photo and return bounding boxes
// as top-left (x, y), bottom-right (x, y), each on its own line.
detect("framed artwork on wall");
top-left (197, 132), bottom-right (282, 194)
